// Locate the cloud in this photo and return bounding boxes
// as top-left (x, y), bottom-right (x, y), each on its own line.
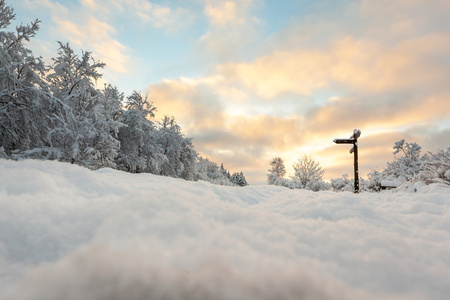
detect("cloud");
top-left (22, 0), bottom-right (197, 74)
top-left (230, 114), bottom-right (304, 151)
top-left (22, 0), bottom-right (69, 15)
top-left (305, 89), bottom-right (450, 138)
top-left (78, 0), bottom-right (197, 31)
top-left (204, 0), bottom-right (244, 25)
top-left (150, 78), bottom-right (227, 130)
top-left (199, 0), bottom-right (262, 61)
top-left (121, 0), bottom-right (196, 30)
top-left (21, 0), bottom-right (132, 74)
top-left (360, 0), bottom-right (450, 38)
top-left (217, 31), bottom-right (450, 98)
top-left (149, 77), bottom-right (307, 182)
top-left (217, 49), bottom-right (331, 98)
top-left (80, 0), bottom-right (97, 10)
top-left (53, 16), bottom-right (131, 74)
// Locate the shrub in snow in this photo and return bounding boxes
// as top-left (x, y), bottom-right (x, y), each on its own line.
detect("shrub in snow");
top-left (419, 148), bottom-right (450, 186)
top-left (330, 174), bottom-right (354, 192)
top-left (267, 174), bottom-right (291, 188)
top-left (365, 140), bottom-right (427, 191)
top-left (385, 139), bottom-right (425, 181)
top-left (292, 155), bottom-right (325, 187)
top-left (306, 179), bottom-right (330, 192)
top-left (286, 178), bottom-right (303, 189)
top-left (267, 173), bottom-right (278, 185)
top-left (365, 170), bottom-right (384, 192)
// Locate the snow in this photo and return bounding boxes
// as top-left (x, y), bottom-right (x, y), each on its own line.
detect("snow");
top-left (1, 159), bottom-right (450, 300)
top-left (380, 180), bottom-right (403, 188)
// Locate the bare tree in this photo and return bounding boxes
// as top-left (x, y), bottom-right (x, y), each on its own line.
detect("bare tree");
top-left (292, 155), bottom-right (325, 187)
top-left (269, 157), bottom-right (286, 178)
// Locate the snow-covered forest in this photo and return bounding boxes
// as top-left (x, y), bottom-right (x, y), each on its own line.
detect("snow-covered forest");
top-left (0, 0), bottom-right (247, 187)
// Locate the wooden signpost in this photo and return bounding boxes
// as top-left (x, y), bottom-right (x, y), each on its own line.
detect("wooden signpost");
top-left (333, 129), bottom-right (361, 193)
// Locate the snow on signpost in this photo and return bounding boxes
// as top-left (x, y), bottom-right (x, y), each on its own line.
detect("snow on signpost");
top-left (333, 129), bottom-right (361, 193)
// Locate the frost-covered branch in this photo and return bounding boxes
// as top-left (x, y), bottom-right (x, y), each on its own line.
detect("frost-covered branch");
top-left (0, 0), bottom-right (15, 29)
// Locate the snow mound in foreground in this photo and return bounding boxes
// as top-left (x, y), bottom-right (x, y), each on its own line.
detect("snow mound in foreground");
top-left (1, 159), bottom-right (449, 300)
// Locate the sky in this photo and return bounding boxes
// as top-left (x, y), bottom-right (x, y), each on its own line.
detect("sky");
top-left (1, 159), bottom-right (450, 300)
top-left (11, 0), bottom-right (450, 184)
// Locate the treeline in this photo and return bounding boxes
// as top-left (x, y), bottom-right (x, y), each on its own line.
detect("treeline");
top-left (268, 140), bottom-right (450, 192)
top-left (0, 1), bottom-right (248, 186)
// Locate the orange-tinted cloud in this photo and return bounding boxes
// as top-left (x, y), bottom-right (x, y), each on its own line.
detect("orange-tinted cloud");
top-left (218, 31), bottom-right (450, 98)
top-left (148, 78), bottom-right (310, 183)
top-left (150, 78), bottom-right (227, 131)
top-left (199, 0), bottom-right (261, 62)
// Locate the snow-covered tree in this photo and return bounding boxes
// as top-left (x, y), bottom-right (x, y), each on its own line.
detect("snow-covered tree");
top-left (366, 139), bottom-right (426, 189)
top-left (231, 171), bottom-right (248, 187)
top-left (178, 136), bottom-right (197, 180)
top-left (195, 157), bottom-right (234, 185)
top-left (220, 163), bottom-right (231, 179)
top-left (267, 157), bottom-right (286, 185)
top-left (116, 96), bottom-right (198, 180)
top-left (292, 155), bottom-right (325, 188)
top-left (102, 84), bottom-right (124, 123)
top-left (363, 139), bottom-right (429, 191)
top-left (46, 42), bottom-right (120, 168)
top-left (116, 91), bottom-right (158, 173)
top-left (385, 139), bottom-right (424, 181)
top-left (157, 116), bottom-right (187, 177)
top-left (0, 1), bottom-right (58, 157)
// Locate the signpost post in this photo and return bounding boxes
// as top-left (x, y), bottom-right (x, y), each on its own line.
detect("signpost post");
top-left (333, 129), bottom-right (361, 193)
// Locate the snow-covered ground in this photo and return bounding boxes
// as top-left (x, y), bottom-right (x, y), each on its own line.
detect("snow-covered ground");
top-left (1, 159), bottom-right (449, 300)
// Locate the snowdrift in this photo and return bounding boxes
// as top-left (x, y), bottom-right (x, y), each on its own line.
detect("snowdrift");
top-left (1, 159), bottom-right (449, 300)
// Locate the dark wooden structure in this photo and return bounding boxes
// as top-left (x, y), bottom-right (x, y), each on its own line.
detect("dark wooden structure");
top-left (333, 129), bottom-right (361, 193)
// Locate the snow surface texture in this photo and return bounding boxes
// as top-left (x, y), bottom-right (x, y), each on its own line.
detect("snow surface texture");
top-left (1, 159), bottom-right (449, 300)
